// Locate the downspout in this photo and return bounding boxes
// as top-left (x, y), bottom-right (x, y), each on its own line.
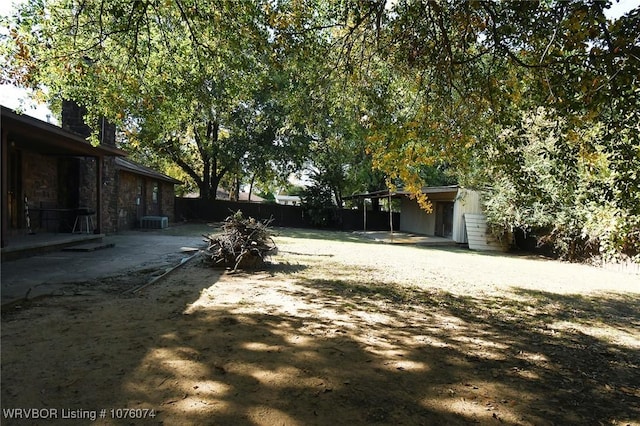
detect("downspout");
top-left (1, 123), bottom-right (8, 247)
top-left (98, 117), bottom-right (105, 234)
top-left (96, 155), bottom-right (102, 234)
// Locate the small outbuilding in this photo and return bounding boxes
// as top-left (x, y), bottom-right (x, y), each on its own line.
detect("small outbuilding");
top-left (274, 194), bottom-right (301, 206)
top-left (347, 186), bottom-right (506, 251)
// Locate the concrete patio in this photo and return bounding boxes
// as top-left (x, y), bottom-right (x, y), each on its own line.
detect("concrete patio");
top-left (0, 223), bottom-right (216, 306)
top-left (356, 230), bottom-right (459, 246)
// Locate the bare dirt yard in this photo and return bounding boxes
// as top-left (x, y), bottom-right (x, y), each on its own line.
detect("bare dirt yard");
top-left (2, 228), bottom-right (639, 425)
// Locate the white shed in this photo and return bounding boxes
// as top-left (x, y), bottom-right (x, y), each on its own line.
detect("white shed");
top-left (399, 186), bottom-right (485, 244)
top-left (452, 188), bottom-right (483, 243)
top-left (347, 186), bottom-right (506, 251)
top-left (451, 188), bottom-right (507, 250)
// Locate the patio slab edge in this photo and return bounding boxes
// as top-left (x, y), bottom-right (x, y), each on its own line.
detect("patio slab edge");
top-left (1, 234), bottom-right (105, 261)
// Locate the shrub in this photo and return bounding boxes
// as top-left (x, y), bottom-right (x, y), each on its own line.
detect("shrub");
top-left (300, 183), bottom-right (340, 228)
top-left (481, 107), bottom-right (638, 263)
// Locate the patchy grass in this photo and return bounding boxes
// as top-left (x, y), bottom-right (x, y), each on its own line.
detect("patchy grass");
top-left (2, 227), bottom-right (639, 425)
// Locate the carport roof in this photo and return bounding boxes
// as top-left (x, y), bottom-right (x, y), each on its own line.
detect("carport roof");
top-left (344, 185), bottom-right (460, 200)
top-left (1, 106), bottom-right (126, 157)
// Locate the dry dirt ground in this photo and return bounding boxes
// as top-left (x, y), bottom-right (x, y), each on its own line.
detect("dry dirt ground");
top-left (2, 228), bottom-right (639, 425)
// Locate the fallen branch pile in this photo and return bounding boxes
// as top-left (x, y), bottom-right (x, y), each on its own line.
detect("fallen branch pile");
top-left (203, 211), bottom-right (277, 271)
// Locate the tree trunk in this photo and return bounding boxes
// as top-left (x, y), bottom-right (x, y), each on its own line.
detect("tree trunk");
top-left (199, 182), bottom-right (210, 199)
top-left (231, 175), bottom-right (240, 201)
top-left (201, 160), bottom-right (212, 199)
top-left (210, 168), bottom-right (227, 200)
top-left (333, 186), bottom-right (343, 208)
top-left (248, 173), bottom-right (256, 202)
top-left (210, 175), bottom-right (221, 200)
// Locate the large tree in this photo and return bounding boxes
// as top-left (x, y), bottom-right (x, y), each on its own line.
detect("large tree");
top-left (318, 0), bottom-right (640, 260)
top-left (2, 0), bottom-right (318, 198)
top-left (4, 0), bottom-right (638, 259)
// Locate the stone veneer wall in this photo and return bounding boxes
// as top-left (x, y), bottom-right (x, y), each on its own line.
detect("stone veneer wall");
top-left (116, 172), bottom-right (176, 229)
top-left (21, 151), bottom-right (59, 231)
top-left (101, 156), bottom-right (118, 233)
top-left (77, 157), bottom-right (97, 212)
top-left (161, 183), bottom-right (175, 223)
top-left (116, 171), bottom-right (139, 230)
top-left (76, 156), bottom-right (121, 233)
top-left (62, 100), bottom-right (119, 234)
top-left (142, 180), bottom-right (156, 216)
top-left (61, 101), bottom-right (92, 138)
top-left (22, 151), bottom-right (58, 205)
top-left (61, 100), bottom-right (176, 232)
top-left (141, 180), bottom-right (175, 220)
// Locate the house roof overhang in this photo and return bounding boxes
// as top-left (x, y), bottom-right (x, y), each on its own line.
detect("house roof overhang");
top-left (115, 157), bottom-right (182, 184)
top-left (1, 106), bottom-right (126, 157)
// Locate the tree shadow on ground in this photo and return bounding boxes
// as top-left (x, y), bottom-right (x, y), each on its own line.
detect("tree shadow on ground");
top-left (0, 267), bottom-right (221, 425)
top-left (117, 272), bottom-right (638, 424)
top-left (286, 278), bottom-right (640, 424)
top-left (2, 265), bottom-right (638, 425)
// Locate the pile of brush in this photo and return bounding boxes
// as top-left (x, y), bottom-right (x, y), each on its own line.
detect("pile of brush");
top-left (203, 211), bottom-right (277, 271)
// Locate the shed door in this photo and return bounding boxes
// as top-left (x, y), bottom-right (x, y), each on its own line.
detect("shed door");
top-left (435, 202), bottom-right (454, 238)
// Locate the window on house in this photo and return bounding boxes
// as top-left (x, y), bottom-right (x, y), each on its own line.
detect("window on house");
top-left (152, 182), bottom-right (159, 204)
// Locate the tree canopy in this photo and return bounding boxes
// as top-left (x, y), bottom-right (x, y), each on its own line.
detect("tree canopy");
top-left (321, 0), bottom-right (640, 261)
top-left (2, 0), bottom-right (320, 198)
top-left (2, 0), bottom-right (638, 261)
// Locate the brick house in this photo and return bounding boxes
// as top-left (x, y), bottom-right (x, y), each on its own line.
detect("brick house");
top-left (1, 103), bottom-right (180, 249)
top-left (114, 157), bottom-right (181, 230)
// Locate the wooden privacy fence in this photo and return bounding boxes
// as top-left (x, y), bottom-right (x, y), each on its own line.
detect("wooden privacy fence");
top-left (174, 198), bottom-right (399, 231)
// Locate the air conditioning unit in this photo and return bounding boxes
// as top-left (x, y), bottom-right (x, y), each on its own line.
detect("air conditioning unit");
top-left (140, 216), bottom-right (169, 229)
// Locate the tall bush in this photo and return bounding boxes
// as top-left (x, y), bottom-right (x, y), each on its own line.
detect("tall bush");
top-left (300, 183), bottom-right (339, 228)
top-left (482, 107), bottom-right (638, 263)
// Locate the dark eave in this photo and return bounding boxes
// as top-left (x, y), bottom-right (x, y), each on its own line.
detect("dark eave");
top-left (1, 106), bottom-right (126, 157)
top-left (115, 157), bottom-right (182, 184)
